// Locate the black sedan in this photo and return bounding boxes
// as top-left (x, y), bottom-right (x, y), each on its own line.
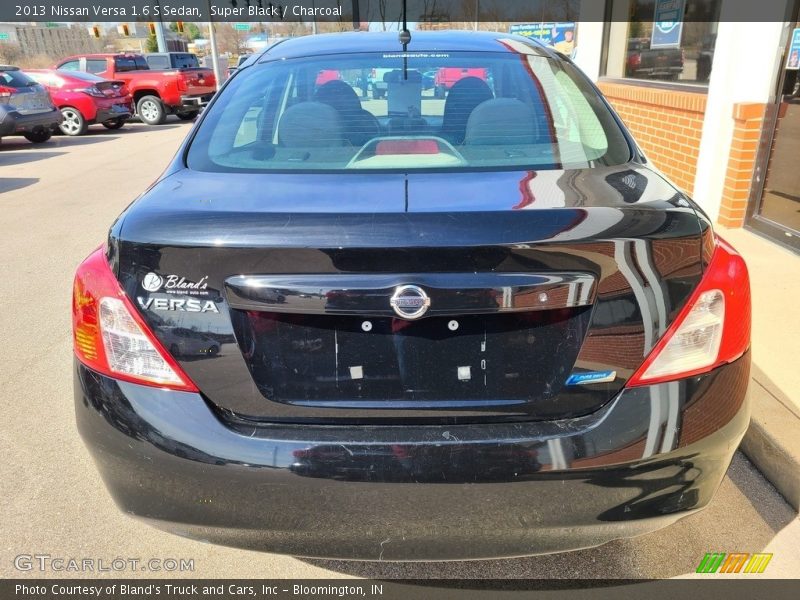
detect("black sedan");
top-left (72, 31), bottom-right (751, 560)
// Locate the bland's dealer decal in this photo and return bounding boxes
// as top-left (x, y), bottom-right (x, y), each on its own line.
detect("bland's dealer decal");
top-left (138, 272), bottom-right (219, 313)
top-left (142, 272), bottom-right (210, 294)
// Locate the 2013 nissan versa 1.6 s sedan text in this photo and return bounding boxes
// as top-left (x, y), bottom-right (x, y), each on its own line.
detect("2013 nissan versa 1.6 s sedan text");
top-left (73, 31), bottom-right (751, 560)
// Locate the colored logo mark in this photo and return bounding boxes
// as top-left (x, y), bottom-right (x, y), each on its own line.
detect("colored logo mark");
top-left (696, 552), bottom-right (773, 574)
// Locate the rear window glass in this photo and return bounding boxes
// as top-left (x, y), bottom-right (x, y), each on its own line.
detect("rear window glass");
top-left (188, 48), bottom-right (631, 173)
top-left (58, 70), bottom-right (105, 82)
top-left (146, 55), bottom-right (169, 70)
top-left (147, 54), bottom-right (198, 69)
top-left (0, 69), bottom-right (36, 88)
top-left (86, 59), bottom-right (107, 74)
top-left (114, 56), bottom-right (149, 72)
top-left (172, 54), bottom-right (199, 68)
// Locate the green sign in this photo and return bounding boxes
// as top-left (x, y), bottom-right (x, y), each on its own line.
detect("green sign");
top-left (0, 32), bottom-right (10, 40)
top-left (45, 22), bottom-right (59, 28)
top-left (234, 23), bottom-right (251, 31)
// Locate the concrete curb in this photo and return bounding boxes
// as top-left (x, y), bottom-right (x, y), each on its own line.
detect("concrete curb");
top-left (739, 378), bottom-right (800, 511)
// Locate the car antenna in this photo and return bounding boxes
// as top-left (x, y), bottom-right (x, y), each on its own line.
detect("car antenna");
top-left (399, 0), bottom-right (411, 80)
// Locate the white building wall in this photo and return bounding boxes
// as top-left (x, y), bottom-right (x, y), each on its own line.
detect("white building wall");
top-left (573, 1), bottom-right (607, 81)
top-left (692, 17), bottom-right (789, 221)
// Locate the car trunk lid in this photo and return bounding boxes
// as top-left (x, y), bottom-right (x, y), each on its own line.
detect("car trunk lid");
top-left (8, 84), bottom-right (52, 114)
top-left (94, 79), bottom-right (127, 98)
top-left (112, 166), bottom-right (705, 424)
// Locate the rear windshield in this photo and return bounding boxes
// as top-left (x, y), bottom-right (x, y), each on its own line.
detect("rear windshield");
top-left (57, 70), bottom-right (105, 82)
top-left (0, 69), bottom-right (37, 88)
top-left (187, 48), bottom-right (631, 173)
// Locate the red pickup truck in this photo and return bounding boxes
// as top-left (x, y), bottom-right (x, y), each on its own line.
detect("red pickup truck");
top-left (434, 67), bottom-right (488, 98)
top-left (54, 54), bottom-right (216, 125)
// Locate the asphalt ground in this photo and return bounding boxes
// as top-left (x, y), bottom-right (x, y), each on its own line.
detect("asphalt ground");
top-left (0, 120), bottom-right (797, 580)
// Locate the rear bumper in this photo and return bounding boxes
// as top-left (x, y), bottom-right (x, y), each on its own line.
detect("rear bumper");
top-left (177, 93), bottom-right (214, 111)
top-left (93, 106), bottom-right (132, 124)
top-left (75, 353), bottom-right (750, 560)
top-left (0, 106), bottom-right (62, 136)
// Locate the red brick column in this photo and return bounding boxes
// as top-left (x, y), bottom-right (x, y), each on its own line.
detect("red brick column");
top-left (718, 103), bottom-right (766, 227)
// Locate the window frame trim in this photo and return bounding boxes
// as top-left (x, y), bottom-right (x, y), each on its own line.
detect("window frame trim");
top-left (598, 76), bottom-right (709, 94)
top-left (599, 0), bottom-right (720, 91)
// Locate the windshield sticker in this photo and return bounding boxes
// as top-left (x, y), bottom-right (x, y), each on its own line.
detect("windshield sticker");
top-left (381, 53), bottom-right (450, 59)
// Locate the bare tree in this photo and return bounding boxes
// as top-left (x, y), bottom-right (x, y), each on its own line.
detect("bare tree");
top-left (0, 43), bottom-right (23, 65)
top-left (214, 23), bottom-right (247, 55)
top-left (271, 22), bottom-right (311, 37)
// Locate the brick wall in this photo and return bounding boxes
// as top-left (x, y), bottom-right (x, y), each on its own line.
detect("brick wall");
top-left (718, 103), bottom-right (766, 227)
top-left (598, 82), bottom-right (707, 194)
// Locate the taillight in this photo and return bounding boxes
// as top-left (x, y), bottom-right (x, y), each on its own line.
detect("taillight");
top-left (627, 235), bottom-right (750, 386)
top-left (0, 85), bottom-right (14, 101)
top-left (72, 247), bottom-right (198, 392)
top-left (80, 85), bottom-right (106, 98)
top-left (177, 73), bottom-right (187, 92)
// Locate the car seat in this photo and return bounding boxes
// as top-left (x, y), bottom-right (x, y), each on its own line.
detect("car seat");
top-left (314, 80), bottom-right (381, 146)
top-left (278, 102), bottom-right (344, 147)
top-left (440, 77), bottom-right (493, 145)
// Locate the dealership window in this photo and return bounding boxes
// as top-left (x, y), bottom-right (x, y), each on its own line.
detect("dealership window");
top-left (603, 0), bottom-right (721, 85)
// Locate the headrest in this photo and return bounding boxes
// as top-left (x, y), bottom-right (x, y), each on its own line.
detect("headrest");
top-left (465, 98), bottom-right (543, 145)
top-left (314, 80), bottom-right (361, 113)
top-left (383, 69), bottom-right (422, 83)
top-left (278, 102), bottom-right (344, 147)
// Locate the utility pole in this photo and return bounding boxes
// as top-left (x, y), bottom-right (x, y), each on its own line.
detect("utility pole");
top-left (207, 20), bottom-right (222, 86)
top-left (311, 1), bottom-right (317, 34)
top-left (351, 0), bottom-right (360, 31)
top-left (154, 0), bottom-right (168, 51)
top-left (204, 0), bottom-right (221, 86)
top-left (473, 0), bottom-right (479, 32)
top-left (155, 21), bottom-right (168, 52)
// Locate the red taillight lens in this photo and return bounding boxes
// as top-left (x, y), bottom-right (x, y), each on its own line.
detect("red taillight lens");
top-left (0, 85), bottom-right (14, 101)
top-left (626, 235), bottom-right (750, 386)
top-left (72, 247), bottom-right (198, 392)
top-left (80, 85), bottom-right (106, 98)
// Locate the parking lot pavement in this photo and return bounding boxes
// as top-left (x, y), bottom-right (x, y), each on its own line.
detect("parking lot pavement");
top-left (0, 120), bottom-right (798, 580)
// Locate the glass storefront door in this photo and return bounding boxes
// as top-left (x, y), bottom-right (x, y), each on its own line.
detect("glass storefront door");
top-left (748, 18), bottom-right (800, 251)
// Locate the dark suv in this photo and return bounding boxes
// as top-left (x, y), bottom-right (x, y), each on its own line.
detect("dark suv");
top-left (0, 66), bottom-right (62, 143)
top-left (73, 31), bottom-right (750, 560)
